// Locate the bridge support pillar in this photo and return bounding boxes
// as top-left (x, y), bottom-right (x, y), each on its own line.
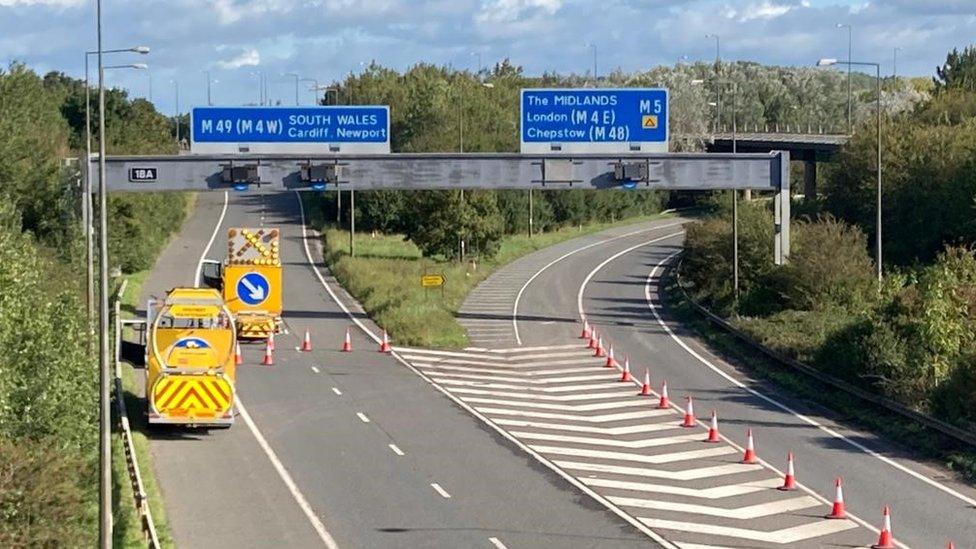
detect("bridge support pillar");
top-left (803, 158), bottom-right (817, 201)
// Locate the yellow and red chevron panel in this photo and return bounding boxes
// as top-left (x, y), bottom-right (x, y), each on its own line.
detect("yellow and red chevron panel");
top-left (151, 374), bottom-right (234, 422)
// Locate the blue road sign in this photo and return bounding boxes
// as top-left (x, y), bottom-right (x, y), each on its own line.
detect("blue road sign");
top-left (520, 88), bottom-right (668, 153)
top-left (191, 106), bottom-right (390, 154)
top-left (236, 271), bottom-right (270, 306)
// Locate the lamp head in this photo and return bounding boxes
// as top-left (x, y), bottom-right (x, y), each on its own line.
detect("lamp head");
top-left (816, 58), bottom-right (838, 67)
top-left (133, 46), bottom-right (150, 54)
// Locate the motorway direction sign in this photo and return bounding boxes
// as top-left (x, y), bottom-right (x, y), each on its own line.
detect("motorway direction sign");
top-left (236, 271), bottom-right (270, 306)
top-left (520, 88), bottom-right (669, 154)
top-left (191, 106), bottom-right (390, 154)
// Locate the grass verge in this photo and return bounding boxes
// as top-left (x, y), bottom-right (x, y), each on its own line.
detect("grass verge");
top-left (662, 269), bottom-right (976, 484)
top-left (308, 207), bottom-right (673, 348)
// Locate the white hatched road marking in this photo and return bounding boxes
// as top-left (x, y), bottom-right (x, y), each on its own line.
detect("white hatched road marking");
top-left (475, 408), bottom-right (672, 422)
top-left (494, 418), bottom-right (682, 435)
top-left (610, 494), bottom-right (821, 519)
top-left (555, 460), bottom-right (764, 481)
top-left (530, 445), bottom-right (738, 464)
top-left (511, 431), bottom-right (703, 448)
top-left (463, 397), bottom-right (648, 412)
top-left (434, 379), bottom-right (626, 393)
top-left (637, 517), bottom-right (858, 544)
top-left (582, 477), bottom-right (783, 499)
top-left (451, 387), bottom-right (637, 401)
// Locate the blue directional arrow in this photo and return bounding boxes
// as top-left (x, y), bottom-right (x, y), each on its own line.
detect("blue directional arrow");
top-left (236, 271), bottom-right (269, 306)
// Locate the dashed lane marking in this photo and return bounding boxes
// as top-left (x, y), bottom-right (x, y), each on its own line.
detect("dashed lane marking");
top-left (331, 387), bottom-right (342, 396)
top-left (430, 483), bottom-right (452, 498)
top-left (389, 444), bottom-right (405, 456)
top-left (356, 412), bottom-right (370, 423)
top-left (310, 366), bottom-right (320, 374)
top-left (488, 537), bottom-right (508, 548)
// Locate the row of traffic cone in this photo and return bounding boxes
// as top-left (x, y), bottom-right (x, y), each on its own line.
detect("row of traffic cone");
top-left (233, 326), bottom-right (394, 366)
top-left (578, 320), bottom-right (924, 549)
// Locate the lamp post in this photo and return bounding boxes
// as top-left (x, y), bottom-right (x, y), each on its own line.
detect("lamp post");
top-left (588, 43), bottom-right (598, 81)
top-left (283, 72), bottom-right (300, 105)
top-left (170, 79), bottom-right (180, 147)
top-left (705, 34), bottom-right (720, 64)
top-left (694, 78), bottom-right (739, 301)
top-left (84, 45), bottom-right (148, 329)
top-left (249, 71), bottom-right (264, 105)
top-left (300, 78), bottom-right (319, 104)
top-left (203, 70), bottom-right (213, 105)
top-left (835, 23), bottom-right (853, 133)
top-left (818, 57), bottom-right (882, 281)
top-left (893, 47), bottom-right (901, 78)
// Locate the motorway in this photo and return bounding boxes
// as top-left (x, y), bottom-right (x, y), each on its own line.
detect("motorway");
top-left (136, 191), bottom-right (976, 548)
top-left (137, 191), bottom-right (662, 548)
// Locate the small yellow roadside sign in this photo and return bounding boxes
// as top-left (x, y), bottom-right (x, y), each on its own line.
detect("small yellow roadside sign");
top-left (421, 274), bottom-right (446, 287)
top-left (641, 115), bottom-right (659, 129)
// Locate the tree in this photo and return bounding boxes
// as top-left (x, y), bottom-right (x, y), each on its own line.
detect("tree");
top-left (934, 45), bottom-right (976, 94)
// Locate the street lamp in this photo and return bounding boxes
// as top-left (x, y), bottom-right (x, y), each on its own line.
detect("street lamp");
top-left (836, 23), bottom-right (853, 133)
top-left (203, 70), bottom-right (214, 106)
top-left (83, 45), bottom-right (149, 329)
top-left (705, 34), bottom-right (721, 64)
top-left (893, 47), bottom-right (901, 78)
top-left (587, 43), bottom-right (598, 81)
top-left (283, 72), bottom-right (300, 105)
top-left (817, 57), bottom-right (883, 282)
top-left (300, 78), bottom-right (319, 104)
top-left (170, 79), bottom-right (181, 147)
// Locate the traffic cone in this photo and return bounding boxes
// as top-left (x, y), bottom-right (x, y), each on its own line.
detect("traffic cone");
top-left (580, 320), bottom-right (591, 339)
top-left (268, 331), bottom-right (276, 351)
top-left (605, 345), bottom-right (617, 367)
top-left (341, 327), bottom-right (352, 352)
top-left (234, 342), bottom-right (243, 365)
top-left (261, 339), bottom-right (274, 366)
top-left (588, 330), bottom-right (597, 349)
top-left (872, 506), bottom-right (894, 548)
top-left (947, 542), bottom-right (955, 549)
top-left (619, 358), bottom-right (631, 382)
top-left (657, 381), bottom-right (670, 409)
top-left (594, 336), bottom-right (605, 357)
top-left (301, 329), bottom-right (313, 352)
top-left (682, 396), bottom-right (696, 427)
top-left (705, 410), bottom-right (720, 442)
top-left (826, 477), bottom-right (846, 519)
top-left (639, 369), bottom-right (651, 396)
top-left (779, 452), bottom-right (797, 491)
top-left (742, 429), bottom-right (758, 464)
top-left (378, 330), bottom-right (391, 353)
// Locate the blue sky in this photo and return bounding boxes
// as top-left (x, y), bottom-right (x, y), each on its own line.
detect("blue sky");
top-left (1, 0), bottom-right (974, 115)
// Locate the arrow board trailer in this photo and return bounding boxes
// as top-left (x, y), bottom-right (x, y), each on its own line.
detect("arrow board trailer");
top-left (191, 105), bottom-right (391, 154)
top-left (521, 88), bottom-right (668, 154)
top-left (200, 228), bottom-right (284, 340)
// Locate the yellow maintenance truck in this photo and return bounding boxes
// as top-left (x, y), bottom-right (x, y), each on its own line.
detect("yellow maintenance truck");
top-left (145, 287), bottom-right (237, 426)
top-left (201, 227), bottom-right (283, 340)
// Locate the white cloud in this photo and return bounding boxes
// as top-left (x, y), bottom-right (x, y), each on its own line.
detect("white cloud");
top-left (0, 0), bottom-right (83, 6)
top-left (217, 48), bottom-right (260, 68)
top-left (729, 1), bottom-right (795, 22)
top-left (475, 0), bottom-right (562, 24)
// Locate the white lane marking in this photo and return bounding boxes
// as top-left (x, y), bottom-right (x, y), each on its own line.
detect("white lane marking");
top-left (611, 494), bottom-right (820, 519)
top-left (531, 445), bottom-right (737, 464)
top-left (430, 483), bottom-right (452, 498)
top-left (475, 408), bottom-right (671, 422)
top-left (636, 517), bottom-right (858, 545)
top-left (389, 444), bottom-right (405, 456)
top-left (451, 388), bottom-right (636, 402)
top-left (488, 537), bottom-right (508, 549)
top-left (555, 460), bottom-right (764, 481)
top-left (237, 401), bottom-right (339, 548)
top-left (642, 252), bottom-right (976, 511)
top-left (331, 387), bottom-right (342, 396)
top-left (295, 193), bottom-right (678, 549)
top-left (511, 431), bottom-right (703, 449)
top-left (494, 418), bottom-right (681, 435)
top-left (310, 366), bottom-right (320, 374)
top-left (426, 371), bottom-right (612, 385)
top-left (583, 477), bottom-right (783, 499)
top-left (193, 190), bottom-right (229, 287)
top-left (356, 412), bottom-right (370, 423)
top-left (462, 397), bottom-right (644, 412)
top-left (512, 221), bottom-right (686, 344)
top-left (434, 379), bottom-right (624, 393)
top-left (194, 193), bottom-right (337, 547)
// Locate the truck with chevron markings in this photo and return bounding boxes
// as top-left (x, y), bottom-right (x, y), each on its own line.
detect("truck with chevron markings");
top-left (145, 287), bottom-right (237, 426)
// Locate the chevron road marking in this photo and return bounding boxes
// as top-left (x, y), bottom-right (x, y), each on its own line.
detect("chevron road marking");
top-left (433, 379), bottom-right (625, 393)
top-left (416, 363), bottom-right (607, 378)
top-left (531, 445), bottom-right (737, 464)
top-left (554, 460), bottom-right (765, 481)
top-left (581, 477), bottom-right (782, 499)
top-left (511, 431), bottom-right (704, 448)
top-left (610, 494), bottom-right (821, 519)
top-left (475, 408), bottom-right (673, 422)
top-left (429, 372), bottom-right (614, 384)
top-left (463, 397), bottom-right (647, 412)
top-left (450, 387), bottom-right (637, 402)
top-left (636, 517), bottom-right (859, 544)
top-left (405, 356), bottom-right (604, 369)
top-left (493, 418), bottom-right (682, 435)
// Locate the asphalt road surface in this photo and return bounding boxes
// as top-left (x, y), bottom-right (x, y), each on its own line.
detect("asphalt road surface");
top-left (136, 191), bottom-right (672, 548)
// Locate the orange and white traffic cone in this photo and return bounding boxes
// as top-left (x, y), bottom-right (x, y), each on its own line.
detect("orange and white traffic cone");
top-left (947, 541), bottom-right (955, 549)
top-left (606, 345), bottom-right (616, 367)
top-left (705, 410), bottom-right (721, 442)
top-left (268, 331), bottom-right (276, 351)
top-left (872, 506), bottom-right (894, 548)
top-left (301, 329), bottom-right (313, 352)
top-left (639, 369), bottom-right (651, 396)
top-left (619, 358), bottom-right (631, 382)
top-left (234, 342), bottom-right (243, 365)
top-left (742, 429), bottom-right (758, 464)
top-left (827, 477), bottom-right (846, 519)
top-left (341, 327), bottom-right (352, 352)
top-left (379, 330), bottom-right (391, 353)
top-left (594, 336), bottom-right (605, 357)
top-left (261, 339), bottom-right (274, 366)
top-left (657, 381), bottom-right (670, 409)
top-left (682, 396), bottom-right (696, 427)
top-left (779, 452), bottom-right (797, 491)
top-left (580, 320), bottom-right (591, 339)
top-left (588, 330), bottom-right (597, 349)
